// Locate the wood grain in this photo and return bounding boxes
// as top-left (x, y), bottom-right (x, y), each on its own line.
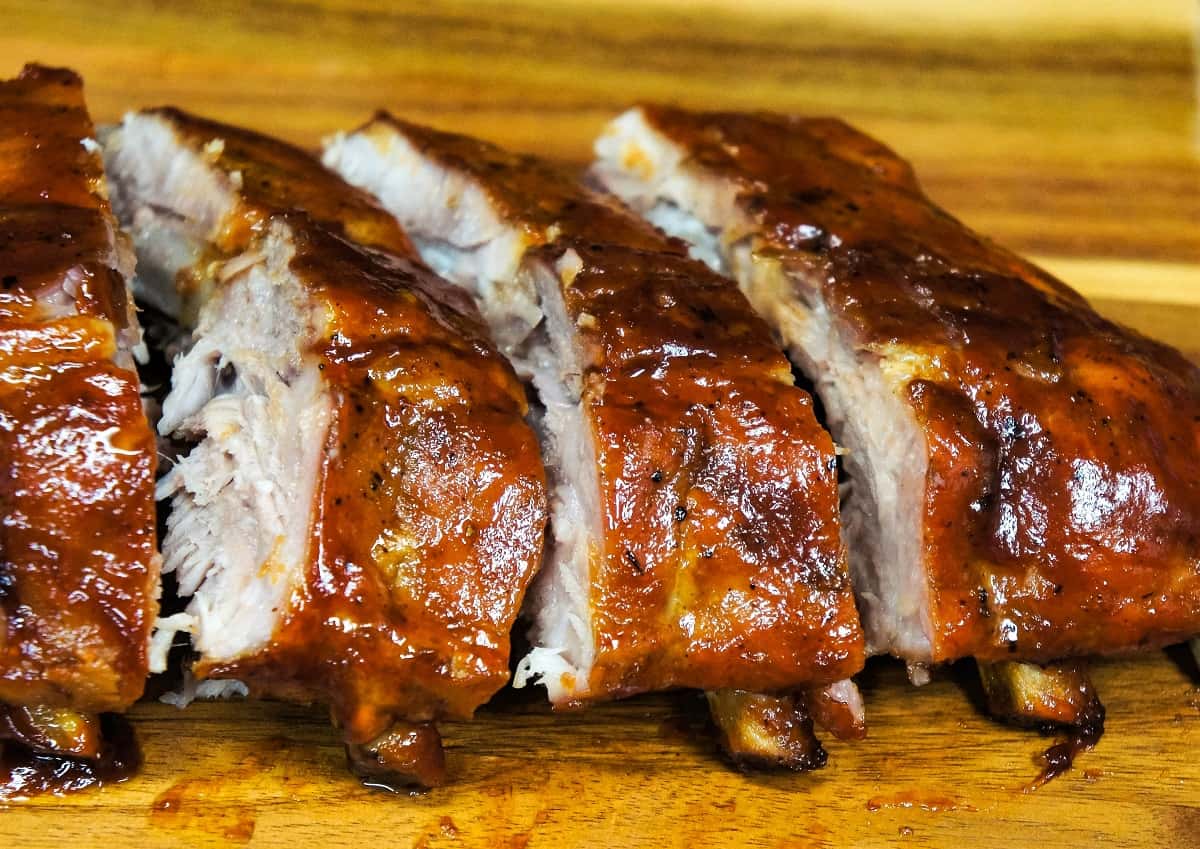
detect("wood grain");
top-left (3, 655), bottom-right (1200, 849)
top-left (0, 1), bottom-right (1198, 845)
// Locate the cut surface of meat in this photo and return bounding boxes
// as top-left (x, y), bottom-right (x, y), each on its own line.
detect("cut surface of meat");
top-left (594, 105), bottom-right (1200, 667)
top-left (102, 109), bottom-right (547, 756)
top-left (324, 115), bottom-right (864, 709)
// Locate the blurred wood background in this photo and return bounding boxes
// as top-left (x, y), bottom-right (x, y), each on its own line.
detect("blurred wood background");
top-left (1, 1), bottom-right (1198, 846)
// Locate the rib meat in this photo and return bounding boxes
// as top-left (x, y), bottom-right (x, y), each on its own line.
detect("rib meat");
top-left (594, 106), bottom-right (1200, 729)
top-left (0, 65), bottom-right (158, 758)
top-left (102, 109), bottom-right (547, 786)
top-left (323, 116), bottom-right (865, 764)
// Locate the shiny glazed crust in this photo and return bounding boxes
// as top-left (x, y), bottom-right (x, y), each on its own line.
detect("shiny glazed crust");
top-left (0, 65), bottom-right (158, 712)
top-left (137, 110), bottom-right (548, 741)
top-left (375, 117), bottom-right (865, 698)
top-left (635, 105), bottom-right (1200, 663)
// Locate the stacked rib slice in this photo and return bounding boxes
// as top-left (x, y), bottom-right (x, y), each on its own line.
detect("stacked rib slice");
top-left (324, 116), bottom-right (868, 765)
top-left (0, 66), bottom-right (159, 761)
top-left (593, 106), bottom-right (1200, 731)
top-left (101, 109), bottom-right (548, 787)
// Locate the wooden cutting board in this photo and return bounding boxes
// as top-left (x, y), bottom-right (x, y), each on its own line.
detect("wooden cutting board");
top-left (1, 1), bottom-right (1198, 846)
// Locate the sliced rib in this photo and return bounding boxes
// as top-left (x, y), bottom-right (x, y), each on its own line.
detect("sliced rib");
top-left (102, 109), bottom-right (547, 787)
top-left (323, 115), bottom-right (865, 765)
top-left (594, 106), bottom-right (1200, 735)
top-left (0, 65), bottom-right (158, 764)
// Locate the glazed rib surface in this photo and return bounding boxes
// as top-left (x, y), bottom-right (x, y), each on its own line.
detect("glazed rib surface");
top-left (0, 65), bottom-right (158, 713)
top-left (325, 116), bottom-right (864, 705)
top-left (103, 109), bottom-right (547, 745)
top-left (595, 105), bottom-right (1200, 665)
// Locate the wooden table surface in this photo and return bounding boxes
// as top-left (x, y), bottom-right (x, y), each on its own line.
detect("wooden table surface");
top-left (1, 1), bottom-right (1198, 846)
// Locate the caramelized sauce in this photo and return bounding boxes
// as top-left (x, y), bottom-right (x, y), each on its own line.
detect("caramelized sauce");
top-left (640, 105), bottom-right (1200, 664)
top-left (149, 780), bottom-right (257, 844)
top-left (152, 106), bottom-right (416, 260)
top-left (120, 110), bottom-right (547, 761)
top-left (1026, 700), bottom-right (1106, 791)
top-left (345, 719), bottom-right (446, 791)
top-left (0, 714), bottom-right (140, 800)
top-left (707, 689), bottom-right (826, 771)
top-left (373, 116), bottom-right (863, 701)
top-left (0, 65), bottom-right (157, 712)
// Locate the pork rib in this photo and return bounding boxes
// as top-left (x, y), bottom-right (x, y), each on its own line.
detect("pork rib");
top-left (324, 115), bottom-right (865, 765)
top-left (0, 65), bottom-right (158, 760)
top-left (594, 105), bottom-right (1200, 731)
top-left (102, 109), bottom-right (547, 787)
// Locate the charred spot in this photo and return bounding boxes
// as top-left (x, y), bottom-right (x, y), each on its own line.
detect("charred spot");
top-left (701, 549), bottom-right (715, 559)
top-left (650, 469), bottom-right (663, 484)
top-left (789, 187), bottom-right (832, 206)
top-left (1, 274), bottom-right (17, 288)
top-left (624, 550), bottom-right (643, 575)
top-left (369, 471), bottom-right (383, 491)
top-left (674, 506), bottom-right (688, 522)
top-left (843, 200), bottom-right (861, 213)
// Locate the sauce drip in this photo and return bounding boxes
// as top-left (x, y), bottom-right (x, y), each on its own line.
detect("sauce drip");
top-left (150, 780), bottom-right (257, 844)
top-left (0, 714), bottom-right (141, 799)
top-left (1027, 700), bottom-right (1106, 791)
